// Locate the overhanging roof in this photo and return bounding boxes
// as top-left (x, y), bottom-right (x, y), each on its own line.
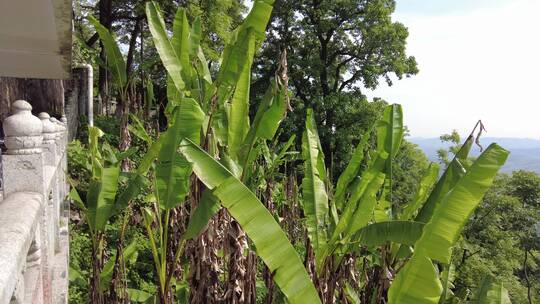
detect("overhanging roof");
top-left (0, 0), bottom-right (72, 79)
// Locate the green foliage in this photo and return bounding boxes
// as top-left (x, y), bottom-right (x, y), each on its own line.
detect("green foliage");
top-left (392, 140), bottom-right (432, 209)
top-left (89, 15), bottom-right (127, 88)
top-left (354, 221), bottom-right (425, 247)
top-left (454, 171), bottom-right (540, 303)
top-left (179, 139), bottom-right (321, 303)
top-left (389, 144), bottom-right (509, 303)
top-left (68, 225), bottom-right (92, 303)
top-left (255, 0), bottom-right (418, 179)
top-left (296, 103), bottom-right (509, 303)
top-left (155, 98), bottom-right (204, 209)
top-left (67, 140), bottom-right (92, 191)
top-left (302, 108), bottom-right (330, 271)
top-left (67, 1), bottom-right (528, 303)
top-left (472, 276), bottom-right (512, 304)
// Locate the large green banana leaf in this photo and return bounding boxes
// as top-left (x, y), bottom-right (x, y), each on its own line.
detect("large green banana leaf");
top-left (138, 136), bottom-right (164, 175)
top-left (128, 114), bottom-right (152, 144)
top-left (331, 152), bottom-right (387, 243)
top-left (417, 143), bottom-right (508, 262)
top-left (88, 16), bottom-right (127, 88)
top-left (189, 17), bottom-right (212, 85)
top-left (127, 289), bottom-right (154, 303)
top-left (388, 144), bottom-right (509, 304)
top-left (395, 136), bottom-right (474, 258)
top-left (253, 82), bottom-right (287, 141)
top-left (146, 2), bottom-right (186, 93)
top-left (302, 108), bottom-right (329, 272)
top-left (400, 162), bottom-right (440, 220)
top-left (156, 99), bottom-right (204, 209)
top-left (352, 221), bottom-right (425, 247)
top-left (237, 0), bottom-right (274, 41)
top-left (216, 29), bottom-right (256, 102)
top-left (389, 255), bottom-right (443, 304)
top-left (179, 139), bottom-right (321, 304)
top-left (189, 17), bottom-right (213, 101)
top-left (227, 35), bottom-right (254, 160)
top-left (217, 0), bottom-right (273, 97)
top-left (376, 104), bottom-right (404, 220)
top-left (189, 17), bottom-right (202, 57)
top-left (88, 126), bottom-right (104, 178)
top-left (238, 79), bottom-right (287, 169)
top-left (86, 166), bottom-right (120, 232)
top-left (343, 173), bottom-right (386, 238)
top-left (334, 131), bottom-right (370, 210)
top-left (473, 276), bottom-right (512, 304)
top-left (114, 174), bottom-right (148, 214)
top-left (439, 263), bottom-right (456, 303)
top-left (376, 104), bottom-right (403, 159)
top-left (182, 190), bottom-right (221, 240)
top-left (415, 135), bottom-right (473, 223)
top-left (171, 8), bottom-right (192, 88)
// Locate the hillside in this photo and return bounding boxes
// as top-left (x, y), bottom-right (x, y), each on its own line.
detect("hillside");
top-left (409, 137), bottom-right (540, 174)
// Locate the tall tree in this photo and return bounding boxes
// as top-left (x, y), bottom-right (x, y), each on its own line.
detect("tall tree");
top-left (255, 0), bottom-right (418, 177)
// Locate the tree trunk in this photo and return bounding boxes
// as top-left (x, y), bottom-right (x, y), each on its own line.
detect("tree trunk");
top-left (126, 18), bottom-right (142, 79)
top-left (98, 0), bottom-right (113, 116)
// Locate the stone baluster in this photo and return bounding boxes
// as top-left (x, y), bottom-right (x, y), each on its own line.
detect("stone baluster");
top-left (40, 113), bottom-right (61, 255)
top-left (2, 100), bottom-right (45, 196)
top-left (38, 113), bottom-right (57, 167)
top-left (50, 118), bottom-right (66, 196)
top-left (58, 116), bottom-right (69, 221)
top-left (2, 100), bottom-right (50, 304)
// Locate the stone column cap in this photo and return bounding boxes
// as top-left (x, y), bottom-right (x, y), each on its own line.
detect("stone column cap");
top-left (3, 100), bottom-right (43, 154)
top-left (38, 112), bottom-right (56, 143)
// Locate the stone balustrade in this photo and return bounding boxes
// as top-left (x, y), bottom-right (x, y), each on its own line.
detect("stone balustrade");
top-left (0, 100), bottom-right (69, 304)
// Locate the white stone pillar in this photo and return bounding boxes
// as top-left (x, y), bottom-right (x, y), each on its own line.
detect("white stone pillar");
top-left (38, 113), bottom-right (57, 168)
top-left (2, 100), bottom-right (45, 196)
top-left (40, 113), bottom-right (61, 255)
top-left (59, 118), bottom-right (69, 220)
top-left (2, 100), bottom-right (49, 304)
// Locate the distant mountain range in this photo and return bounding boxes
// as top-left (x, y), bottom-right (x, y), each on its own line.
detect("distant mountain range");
top-left (409, 137), bottom-right (540, 175)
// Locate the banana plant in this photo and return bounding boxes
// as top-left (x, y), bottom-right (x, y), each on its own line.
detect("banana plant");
top-left (179, 139), bottom-right (320, 303)
top-left (140, 98), bottom-right (204, 303)
top-left (388, 145), bottom-right (508, 303)
top-left (89, 16), bottom-right (134, 170)
top-left (471, 276), bottom-right (512, 304)
top-left (144, 1), bottom-right (321, 303)
top-left (300, 105), bottom-right (400, 302)
top-left (69, 126), bottom-right (137, 303)
top-left (298, 104), bottom-right (509, 303)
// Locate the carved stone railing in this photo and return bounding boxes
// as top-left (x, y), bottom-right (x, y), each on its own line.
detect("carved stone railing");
top-left (0, 100), bottom-right (69, 304)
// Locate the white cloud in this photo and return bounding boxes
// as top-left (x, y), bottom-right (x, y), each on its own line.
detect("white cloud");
top-left (367, 0), bottom-right (540, 139)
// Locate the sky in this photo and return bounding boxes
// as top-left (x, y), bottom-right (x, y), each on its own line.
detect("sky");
top-left (365, 0), bottom-right (540, 139)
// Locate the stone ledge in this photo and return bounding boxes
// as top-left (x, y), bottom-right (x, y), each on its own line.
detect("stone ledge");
top-left (52, 225), bottom-right (69, 304)
top-left (0, 192), bottom-right (42, 304)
